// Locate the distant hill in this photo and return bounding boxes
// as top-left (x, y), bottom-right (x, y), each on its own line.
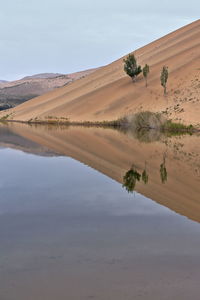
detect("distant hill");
top-left (22, 73), bottom-right (63, 80)
top-left (0, 124), bottom-right (59, 157)
top-left (0, 80), bottom-right (8, 83)
top-left (0, 69), bottom-right (98, 110)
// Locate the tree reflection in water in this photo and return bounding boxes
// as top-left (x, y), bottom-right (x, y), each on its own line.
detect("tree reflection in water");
top-left (142, 162), bottom-right (149, 185)
top-left (123, 156), bottom-right (168, 193)
top-left (123, 167), bottom-right (141, 193)
top-left (160, 154), bottom-right (168, 184)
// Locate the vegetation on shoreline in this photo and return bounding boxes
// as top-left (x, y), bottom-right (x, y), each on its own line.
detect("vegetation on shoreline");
top-left (161, 120), bottom-right (194, 133)
top-left (0, 111), bottom-right (197, 134)
top-left (0, 113), bottom-right (12, 121)
top-left (119, 111), bottom-right (195, 133)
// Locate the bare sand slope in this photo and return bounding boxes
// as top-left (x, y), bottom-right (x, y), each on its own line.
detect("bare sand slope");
top-left (2, 20), bottom-right (200, 125)
top-left (5, 123), bottom-right (200, 223)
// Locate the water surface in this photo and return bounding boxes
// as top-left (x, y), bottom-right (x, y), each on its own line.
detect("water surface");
top-left (0, 123), bottom-right (200, 300)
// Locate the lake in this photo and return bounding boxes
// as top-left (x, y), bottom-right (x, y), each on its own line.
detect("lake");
top-left (0, 123), bottom-right (200, 300)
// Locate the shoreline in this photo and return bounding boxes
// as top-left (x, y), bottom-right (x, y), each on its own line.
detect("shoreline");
top-left (1, 118), bottom-right (199, 134)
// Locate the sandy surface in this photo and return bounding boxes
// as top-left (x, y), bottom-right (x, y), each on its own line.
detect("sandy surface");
top-left (1, 20), bottom-right (199, 126)
top-left (3, 122), bottom-right (200, 223)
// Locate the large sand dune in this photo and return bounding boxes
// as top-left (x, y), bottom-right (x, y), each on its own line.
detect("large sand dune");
top-left (1, 20), bottom-right (200, 125)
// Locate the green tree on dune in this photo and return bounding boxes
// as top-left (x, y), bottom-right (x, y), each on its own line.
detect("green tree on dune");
top-left (142, 64), bottom-right (150, 87)
top-left (160, 66), bottom-right (169, 95)
top-left (123, 54), bottom-right (142, 82)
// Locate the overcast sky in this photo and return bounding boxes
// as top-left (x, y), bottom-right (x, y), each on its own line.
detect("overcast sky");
top-left (0, 0), bottom-right (199, 80)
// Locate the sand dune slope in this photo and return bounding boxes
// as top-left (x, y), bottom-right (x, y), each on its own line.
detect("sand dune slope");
top-left (2, 20), bottom-right (200, 125)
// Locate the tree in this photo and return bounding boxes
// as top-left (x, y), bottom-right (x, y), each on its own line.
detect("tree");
top-left (142, 162), bottom-right (149, 184)
top-left (160, 66), bottom-right (168, 95)
top-left (142, 64), bottom-right (150, 87)
top-left (142, 169), bottom-right (149, 184)
top-left (123, 54), bottom-right (142, 82)
top-left (160, 155), bottom-right (167, 184)
top-left (123, 167), bottom-right (141, 193)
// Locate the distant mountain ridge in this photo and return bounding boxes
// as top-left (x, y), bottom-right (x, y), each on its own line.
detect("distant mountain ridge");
top-left (0, 68), bottom-right (98, 110)
top-left (22, 73), bottom-right (64, 80)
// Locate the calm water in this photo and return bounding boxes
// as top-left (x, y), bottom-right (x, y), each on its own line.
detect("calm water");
top-left (0, 124), bottom-right (200, 300)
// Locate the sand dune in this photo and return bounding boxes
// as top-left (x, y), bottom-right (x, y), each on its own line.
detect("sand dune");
top-left (1, 20), bottom-right (199, 126)
top-left (3, 123), bottom-right (200, 223)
